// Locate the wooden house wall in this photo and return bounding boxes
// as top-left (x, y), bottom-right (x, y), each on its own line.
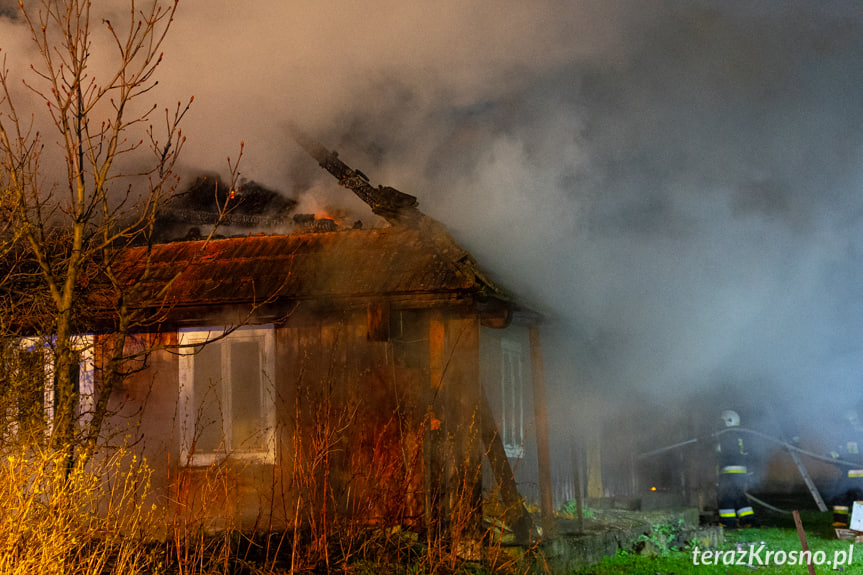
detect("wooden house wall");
top-left (479, 324), bottom-right (539, 506)
top-left (103, 306), bottom-right (488, 532)
top-left (275, 309), bottom-right (430, 530)
top-left (98, 332), bottom-right (185, 528)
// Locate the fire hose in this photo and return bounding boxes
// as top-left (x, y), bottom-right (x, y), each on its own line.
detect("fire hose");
top-left (638, 426), bottom-right (859, 469)
top-left (744, 492), bottom-right (791, 514)
top-left (638, 427), bottom-right (855, 514)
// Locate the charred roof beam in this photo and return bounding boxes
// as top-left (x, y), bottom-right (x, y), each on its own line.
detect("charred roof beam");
top-left (289, 124), bottom-right (419, 224)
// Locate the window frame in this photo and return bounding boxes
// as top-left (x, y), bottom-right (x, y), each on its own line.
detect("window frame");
top-left (178, 325), bottom-right (276, 466)
top-left (500, 338), bottom-right (525, 459)
top-left (9, 335), bottom-right (94, 437)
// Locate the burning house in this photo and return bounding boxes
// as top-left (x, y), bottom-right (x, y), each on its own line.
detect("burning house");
top-left (79, 131), bottom-right (554, 541)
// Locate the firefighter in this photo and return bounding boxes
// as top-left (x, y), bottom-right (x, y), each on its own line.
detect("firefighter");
top-left (828, 410), bottom-right (863, 528)
top-left (716, 410), bottom-right (755, 529)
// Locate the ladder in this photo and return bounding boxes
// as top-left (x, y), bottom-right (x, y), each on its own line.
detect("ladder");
top-left (765, 405), bottom-right (827, 512)
top-left (786, 444), bottom-right (827, 512)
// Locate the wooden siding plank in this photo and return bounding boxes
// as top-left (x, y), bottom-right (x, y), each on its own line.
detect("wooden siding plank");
top-left (444, 316), bottom-right (482, 540)
top-left (426, 312), bottom-right (446, 537)
top-left (529, 327), bottom-right (554, 536)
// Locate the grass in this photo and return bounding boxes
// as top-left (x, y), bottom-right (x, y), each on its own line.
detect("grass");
top-left (573, 509), bottom-right (863, 575)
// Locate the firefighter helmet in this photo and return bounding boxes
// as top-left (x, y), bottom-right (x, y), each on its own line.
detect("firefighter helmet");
top-left (721, 410), bottom-right (740, 428)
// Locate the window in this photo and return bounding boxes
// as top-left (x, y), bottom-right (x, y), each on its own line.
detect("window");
top-left (179, 326), bottom-right (275, 466)
top-left (500, 339), bottom-right (524, 458)
top-left (14, 345), bottom-right (49, 436)
top-left (390, 310), bottom-right (428, 370)
top-left (6, 335), bottom-right (94, 438)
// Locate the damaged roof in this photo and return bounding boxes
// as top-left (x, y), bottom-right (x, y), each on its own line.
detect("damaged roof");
top-left (91, 130), bottom-right (532, 325)
top-left (110, 218), bottom-right (507, 313)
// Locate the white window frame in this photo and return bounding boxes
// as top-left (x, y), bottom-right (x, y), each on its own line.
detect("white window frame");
top-left (179, 325), bottom-right (276, 466)
top-left (500, 338), bottom-right (524, 459)
top-left (11, 335), bottom-right (94, 436)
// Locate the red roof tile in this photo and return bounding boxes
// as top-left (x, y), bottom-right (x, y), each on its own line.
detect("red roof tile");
top-left (112, 221), bottom-right (501, 310)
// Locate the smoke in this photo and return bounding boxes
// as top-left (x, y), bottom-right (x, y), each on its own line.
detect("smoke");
top-left (5, 2), bottom-right (863, 449)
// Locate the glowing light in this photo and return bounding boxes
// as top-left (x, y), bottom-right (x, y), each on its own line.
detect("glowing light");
top-left (650, 486), bottom-right (657, 491)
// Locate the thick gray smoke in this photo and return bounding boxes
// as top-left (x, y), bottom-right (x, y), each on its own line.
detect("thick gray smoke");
top-left (4, 1), bottom-right (863, 448)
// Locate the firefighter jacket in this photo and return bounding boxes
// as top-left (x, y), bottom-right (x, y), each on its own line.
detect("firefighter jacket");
top-left (831, 438), bottom-right (863, 478)
top-left (717, 428), bottom-right (748, 476)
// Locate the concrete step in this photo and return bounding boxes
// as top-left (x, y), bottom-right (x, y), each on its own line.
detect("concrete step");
top-left (538, 507), bottom-right (717, 572)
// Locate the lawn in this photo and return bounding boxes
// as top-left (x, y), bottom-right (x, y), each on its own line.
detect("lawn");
top-left (572, 510), bottom-right (863, 575)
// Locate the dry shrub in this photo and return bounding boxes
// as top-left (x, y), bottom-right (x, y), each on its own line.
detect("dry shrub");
top-left (282, 398), bottom-right (531, 574)
top-left (164, 459), bottom-right (252, 575)
top-left (0, 445), bottom-right (157, 575)
top-left (0, 394), bottom-right (539, 574)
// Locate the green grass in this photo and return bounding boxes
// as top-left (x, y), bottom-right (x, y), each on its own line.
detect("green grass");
top-left (573, 510), bottom-right (863, 574)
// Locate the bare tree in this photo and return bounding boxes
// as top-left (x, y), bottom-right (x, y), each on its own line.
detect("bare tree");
top-left (0, 0), bottom-right (222, 456)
